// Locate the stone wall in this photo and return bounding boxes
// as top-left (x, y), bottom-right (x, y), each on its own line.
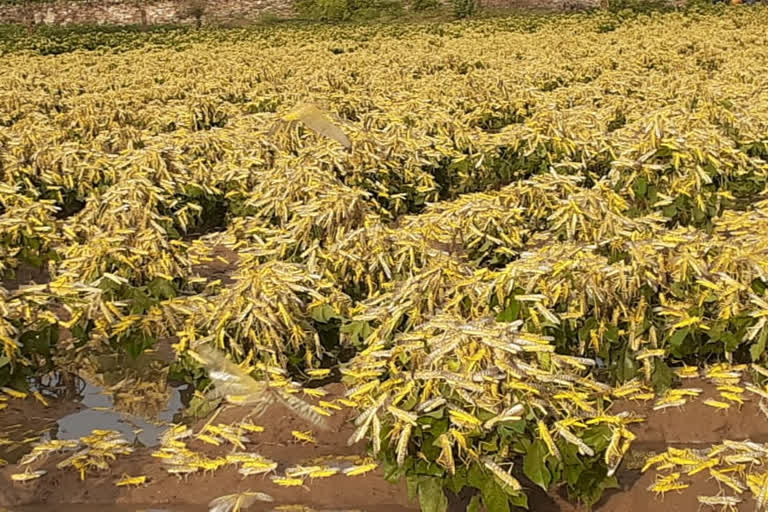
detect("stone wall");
top-left (0, 0), bottom-right (295, 26)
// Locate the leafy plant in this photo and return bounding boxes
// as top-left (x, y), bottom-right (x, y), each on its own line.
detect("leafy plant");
top-left (412, 0), bottom-right (440, 10)
top-left (452, 0), bottom-right (477, 17)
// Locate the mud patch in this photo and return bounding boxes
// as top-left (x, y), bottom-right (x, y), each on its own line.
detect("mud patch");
top-left (616, 378), bottom-right (768, 448)
top-left (2, 264), bottom-right (51, 292)
top-left (190, 245), bottom-right (239, 286)
top-left (0, 383), bottom-right (414, 511)
top-left (4, 379), bottom-right (768, 512)
top-left (0, 393), bottom-right (83, 465)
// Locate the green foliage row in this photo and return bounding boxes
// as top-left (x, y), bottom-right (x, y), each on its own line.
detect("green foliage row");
top-left (295, 0), bottom-right (406, 21)
top-left (1, 1), bottom-right (738, 56)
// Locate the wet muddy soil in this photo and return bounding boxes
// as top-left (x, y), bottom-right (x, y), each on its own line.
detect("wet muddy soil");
top-left (2, 378), bottom-right (767, 512)
top-left (0, 384), bottom-right (413, 512)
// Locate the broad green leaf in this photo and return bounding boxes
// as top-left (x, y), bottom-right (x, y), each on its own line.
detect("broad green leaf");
top-left (633, 176), bottom-right (648, 198)
top-left (384, 461), bottom-right (407, 483)
top-left (509, 492), bottom-right (529, 509)
top-left (418, 477), bottom-right (448, 512)
top-left (467, 463), bottom-right (485, 489)
top-left (603, 475), bottom-right (620, 490)
top-left (185, 395), bottom-right (221, 419)
top-left (651, 359), bottom-right (674, 393)
top-left (564, 462), bottom-right (581, 486)
top-left (523, 439), bottom-right (551, 491)
top-left (481, 478), bottom-right (510, 512)
top-left (496, 300), bottom-right (520, 323)
top-left (616, 348), bottom-right (637, 384)
top-left (668, 327), bottom-right (689, 352)
top-left (406, 475), bottom-right (419, 502)
top-left (446, 466), bottom-right (468, 494)
top-left (147, 277), bottom-right (176, 299)
top-left (582, 425), bottom-right (612, 452)
top-left (750, 327), bottom-right (768, 362)
top-left (310, 304), bottom-right (339, 323)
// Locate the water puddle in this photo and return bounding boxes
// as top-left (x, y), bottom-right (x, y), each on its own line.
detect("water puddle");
top-left (1, 366), bottom-right (191, 466)
top-left (53, 381), bottom-right (187, 447)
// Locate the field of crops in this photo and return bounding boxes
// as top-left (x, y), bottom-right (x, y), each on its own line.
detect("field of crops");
top-left (1, 5), bottom-right (768, 512)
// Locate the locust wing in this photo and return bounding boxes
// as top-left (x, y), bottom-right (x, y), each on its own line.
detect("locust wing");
top-left (194, 344), bottom-right (271, 405)
top-left (208, 491), bottom-right (273, 512)
top-left (194, 344), bottom-right (330, 430)
top-left (283, 103), bottom-right (352, 149)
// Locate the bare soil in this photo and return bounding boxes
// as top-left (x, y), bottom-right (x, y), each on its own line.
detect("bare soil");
top-left (615, 378), bottom-right (768, 450)
top-left (2, 263), bottom-right (51, 292)
top-left (0, 384), bottom-right (413, 511)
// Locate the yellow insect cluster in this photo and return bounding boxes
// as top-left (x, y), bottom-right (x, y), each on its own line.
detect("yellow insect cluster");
top-left (13, 429), bottom-right (133, 482)
top-left (1, 4), bottom-right (767, 509)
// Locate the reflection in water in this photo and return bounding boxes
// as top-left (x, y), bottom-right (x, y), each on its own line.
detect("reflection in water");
top-left (54, 382), bottom-right (187, 447)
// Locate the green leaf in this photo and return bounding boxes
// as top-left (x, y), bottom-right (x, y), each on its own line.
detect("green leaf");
top-left (481, 478), bottom-right (510, 512)
top-left (633, 176), bottom-right (648, 198)
top-left (547, 456), bottom-right (562, 485)
top-left (147, 277), bottom-right (177, 299)
top-left (446, 466), bottom-right (468, 494)
top-left (383, 457), bottom-right (408, 483)
top-left (340, 320), bottom-right (373, 344)
top-left (750, 327), bottom-right (768, 362)
top-left (420, 417), bottom-right (448, 437)
top-left (418, 477), bottom-right (448, 512)
top-left (602, 475), bottom-right (620, 490)
top-left (406, 475), bottom-right (419, 502)
top-left (509, 492), bottom-right (529, 509)
top-left (479, 437), bottom-right (499, 454)
top-left (467, 463), bottom-right (485, 489)
top-left (722, 331), bottom-right (742, 353)
top-left (310, 304), bottom-right (339, 323)
top-left (498, 420), bottom-right (526, 438)
top-left (616, 347), bottom-right (637, 383)
top-left (564, 462), bottom-right (581, 486)
top-left (651, 359), bottom-right (674, 393)
top-left (647, 184), bottom-right (658, 202)
top-left (20, 324), bottom-right (58, 359)
top-left (185, 395), bottom-right (221, 419)
top-left (123, 332), bottom-right (155, 359)
top-left (496, 300), bottom-right (521, 323)
top-left (415, 459), bottom-right (445, 478)
top-left (569, 466), bottom-right (620, 506)
top-left (667, 327), bottom-right (689, 353)
top-left (582, 425), bottom-right (612, 452)
top-left (523, 439), bottom-right (551, 491)
top-left (467, 495), bottom-right (482, 512)
top-left (128, 287), bottom-right (156, 315)
top-left (0, 355), bottom-right (10, 368)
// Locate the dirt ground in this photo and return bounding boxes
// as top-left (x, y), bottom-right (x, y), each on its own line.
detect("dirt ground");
top-left (0, 384), bottom-right (414, 511)
top-left (2, 378), bottom-right (767, 512)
